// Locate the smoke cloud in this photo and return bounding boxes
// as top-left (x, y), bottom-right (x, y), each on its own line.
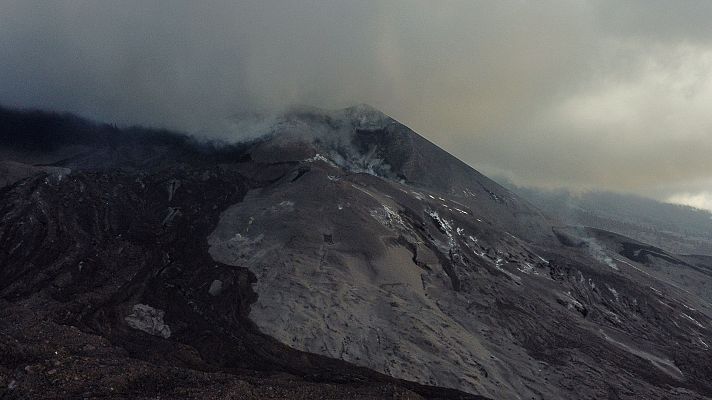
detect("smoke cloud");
top-left (2, 1), bottom-right (712, 207)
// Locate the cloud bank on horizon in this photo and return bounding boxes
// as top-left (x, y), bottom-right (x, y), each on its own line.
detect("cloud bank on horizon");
top-left (2, 1), bottom-right (712, 210)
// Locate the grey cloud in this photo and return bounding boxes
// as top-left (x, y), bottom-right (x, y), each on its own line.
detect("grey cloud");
top-left (1, 1), bottom-right (712, 205)
top-left (593, 0), bottom-right (712, 44)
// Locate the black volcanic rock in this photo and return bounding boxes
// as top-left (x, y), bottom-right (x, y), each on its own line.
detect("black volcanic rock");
top-left (1, 106), bottom-right (711, 399)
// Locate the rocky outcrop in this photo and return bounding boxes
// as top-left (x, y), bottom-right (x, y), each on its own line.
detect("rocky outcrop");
top-left (125, 304), bottom-right (172, 338)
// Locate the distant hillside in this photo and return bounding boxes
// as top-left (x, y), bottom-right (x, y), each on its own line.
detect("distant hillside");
top-left (504, 184), bottom-right (712, 256)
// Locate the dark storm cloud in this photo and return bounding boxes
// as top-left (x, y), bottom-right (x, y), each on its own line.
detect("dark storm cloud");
top-left (2, 1), bottom-right (712, 208)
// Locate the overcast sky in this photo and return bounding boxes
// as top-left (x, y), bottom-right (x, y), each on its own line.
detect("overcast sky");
top-left (2, 1), bottom-right (712, 210)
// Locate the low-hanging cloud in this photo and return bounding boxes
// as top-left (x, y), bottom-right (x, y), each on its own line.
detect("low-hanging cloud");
top-left (2, 0), bottom-right (712, 207)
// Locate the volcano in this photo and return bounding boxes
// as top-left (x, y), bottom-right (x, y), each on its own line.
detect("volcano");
top-left (1, 105), bottom-right (711, 399)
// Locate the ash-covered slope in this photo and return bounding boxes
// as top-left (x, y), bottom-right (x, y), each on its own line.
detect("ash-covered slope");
top-left (1, 106), bottom-right (711, 399)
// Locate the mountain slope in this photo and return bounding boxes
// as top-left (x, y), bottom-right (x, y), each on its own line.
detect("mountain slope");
top-left (505, 185), bottom-right (712, 256)
top-left (1, 106), bottom-right (711, 399)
